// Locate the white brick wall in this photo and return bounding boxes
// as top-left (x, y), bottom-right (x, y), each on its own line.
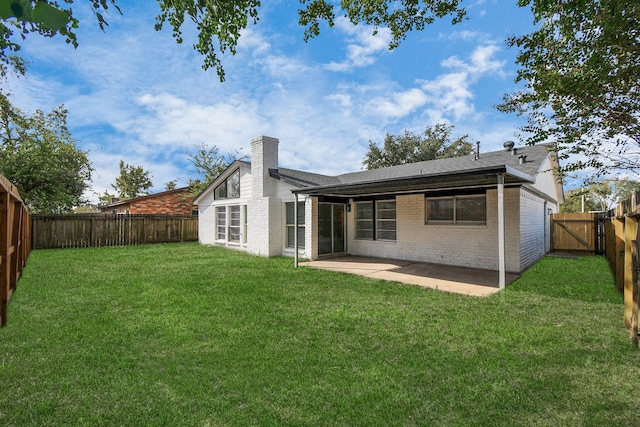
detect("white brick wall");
top-left (519, 189), bottom-right (547, 270)
top-left (250, 136), bottom-right (278, 198)
top-left (247, 197), bottom-right (281, 257)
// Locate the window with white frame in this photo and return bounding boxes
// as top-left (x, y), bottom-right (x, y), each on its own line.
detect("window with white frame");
top-left (229, 206), bottom-right (241, 243)
top-left (426, 194), bottom-right (486, 224)
top-left (214, 169), bottom-right (240, 200)
top-left (376, 200), bottom-right (396, 240)
top-left (355, 199), bottom-right (396, 241)
top-left (243, 205), bottom-right (248, 244)
top-left (285, 201), bottom-right (305, 249)
top-left (216, 206), bottom-right (226, 240)
top-left (355, 202), bottom-right (374, 240)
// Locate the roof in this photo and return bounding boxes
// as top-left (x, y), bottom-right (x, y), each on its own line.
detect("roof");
top-left (99, 187), bottom-right (192, 210)
top-left (194, 144), bottom-right (557, 202)
top-left (291, 144), bottom-right (554, 197)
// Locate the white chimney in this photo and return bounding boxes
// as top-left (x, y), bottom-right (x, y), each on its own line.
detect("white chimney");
top-left (250, 135), bottom-right (279, 198)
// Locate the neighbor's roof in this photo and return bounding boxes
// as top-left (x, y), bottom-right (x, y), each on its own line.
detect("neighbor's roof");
top-left (99, 187), bottom-right (192, 210)
top-left (287, 144), bottom-right (554, 197)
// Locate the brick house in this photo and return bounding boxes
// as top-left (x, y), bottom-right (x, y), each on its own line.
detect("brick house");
top-left (99, 187), bottom-right (196, 215)
top-left (193, 136), bottom-right (563, 283)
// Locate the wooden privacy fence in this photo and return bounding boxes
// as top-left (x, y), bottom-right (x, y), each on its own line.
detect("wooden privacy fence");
top-left (550, 212), bottom-right (607, 255)
top-left (1, 174), bottom-right (31, 327)
top-left (606, 192), bottom-right (640, 344)
top-left (32, 214), bottom-right (198, 249)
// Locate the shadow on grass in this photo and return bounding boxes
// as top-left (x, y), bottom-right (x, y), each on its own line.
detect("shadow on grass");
top-left (507, 255), bottom-right (621, 304)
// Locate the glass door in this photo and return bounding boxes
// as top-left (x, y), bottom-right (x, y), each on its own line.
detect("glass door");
top-left (318, 203), bottom-right (346, 256)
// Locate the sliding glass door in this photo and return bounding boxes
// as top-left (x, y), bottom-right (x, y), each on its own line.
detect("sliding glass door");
top-left (318, 203), bottom-right (346, 256)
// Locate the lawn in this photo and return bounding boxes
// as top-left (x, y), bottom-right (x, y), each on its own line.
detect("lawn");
top-left (1, 243), bottom-right (638, 426)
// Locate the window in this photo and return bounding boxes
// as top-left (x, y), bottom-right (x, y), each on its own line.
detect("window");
top-left (355, 199), bottom-right (396, 241)
top-left (216, 207), bottom-right (226, 240)
top-left (214, 169), bottom-right (240, 200)
top-left (285, 201), bottom-right (305, 249)
top-left (243, 205), bottom-right (248, 244)
top-left (376, 200), bottom-right (396, 240)
top-left (355, 202), bottom-right (374, 240)
top-left (229, 206), bottom-right (241, 243)
top-left (426, 195), bottom-right (486, 224)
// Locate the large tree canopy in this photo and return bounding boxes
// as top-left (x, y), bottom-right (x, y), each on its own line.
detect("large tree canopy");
top-left (0, 92), bottom-right (93, 213)
top-left (499, 0), bottom-right (640, 180)
top-left (0, 0), bottom-right (466, 81)
top-left (363, 123), bottom-right (473, 169)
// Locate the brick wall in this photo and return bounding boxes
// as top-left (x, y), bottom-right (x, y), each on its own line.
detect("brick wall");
top-left (346, 189), bottom-right (525, 272)
top-left (519, 189), bottom-right (547, 270)
top-left (128, 191), bottom-right (195, 215)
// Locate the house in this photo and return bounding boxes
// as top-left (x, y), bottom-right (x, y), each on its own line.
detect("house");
top-left (194, 136), bottom-right (564, 286)
top-left (98, 187), bottom-right (196, 215)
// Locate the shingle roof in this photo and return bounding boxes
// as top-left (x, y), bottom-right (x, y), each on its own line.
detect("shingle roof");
top-left (275, 144), bottom-right (553, 197)
top-left (335, 144), bottom-right (549, 185)
top-left (269, 168), bottom-right (341, 187)
top-left (201, 144), bottom-right (554, 199)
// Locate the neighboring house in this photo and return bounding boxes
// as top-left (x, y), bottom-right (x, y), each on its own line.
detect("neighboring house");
top-left (194, 136), bottom-right (564, 281)
top-left (99, 187), bottom-right (196, 215)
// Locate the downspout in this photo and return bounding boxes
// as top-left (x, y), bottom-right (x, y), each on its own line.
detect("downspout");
top-left (497, 174), bottom-right (506, 289)
top-left (294, 193), bottom-right (298, 268)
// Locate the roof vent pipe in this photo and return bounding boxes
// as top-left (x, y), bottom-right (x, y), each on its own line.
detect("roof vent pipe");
top-left (503, 141), bottom-right (515, 151)
top-left (519, 155), bottom-right (527, 164)
top-left (512, 147), bottom-right (517, 156)
top-left (475, 141), bottom-right (480, 160)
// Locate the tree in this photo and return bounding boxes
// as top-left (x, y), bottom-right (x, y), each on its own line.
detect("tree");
top-left (363, 123), bottom-right (473, 169)
top-left (164, 180), bottom-right (178, 190)
top-left (97, 189), bottom-right (116, 206)
top-left (498, 0), bottom-right (640, 180)
top-left (0, 92), bottom-right (92, 213)
top-left (0, 1), bottom-right (119, 75)
top-left (112, 160), bottom-right (153, 199)
top-left (560, 188), bottom-right (599, 213)
top-left (0, 1), bottom-right (466, 81)
top-left (187, 143), bottom-right (245, 195)
top-left (561, 178), bottom-right (640, 213)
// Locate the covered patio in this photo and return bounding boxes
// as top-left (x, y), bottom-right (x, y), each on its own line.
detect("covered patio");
top-left (300, 256), bottom-right (520, 297)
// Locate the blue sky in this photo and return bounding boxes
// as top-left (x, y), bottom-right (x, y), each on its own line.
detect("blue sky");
top-left (6, 0), bottom-right (540, 202)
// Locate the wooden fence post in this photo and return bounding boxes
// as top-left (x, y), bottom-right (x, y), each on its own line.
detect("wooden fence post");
top-left (624, 216), bottom-right (638, 341)
top-left (614, 218), bottom-right (626, 292)
top-left (0, 191), bottom-right (9, 326)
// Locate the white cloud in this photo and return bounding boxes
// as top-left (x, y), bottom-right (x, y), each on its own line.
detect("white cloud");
top-left (324, 17), bottom-right (392, 71)
top-left (441, 44), bottom-right (505, 78)
top-left (367, 88), bottom-right (430, 118)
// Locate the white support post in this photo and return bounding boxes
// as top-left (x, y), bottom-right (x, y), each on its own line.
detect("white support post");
top-left (294, 193), bottom-right (299, 268)
top-left (497, 174), bottom-right (506, 289)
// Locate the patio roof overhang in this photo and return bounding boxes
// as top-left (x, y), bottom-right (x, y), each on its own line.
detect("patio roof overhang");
top-left (291, 165), bottom-right (534, 198)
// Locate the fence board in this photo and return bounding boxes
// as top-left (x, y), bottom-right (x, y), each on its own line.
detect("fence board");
top-left (550, 212), bottom-right (598, 255)
top-left (31, 214), bottom-right (198, 249)
top-left (0, 174), bottom-right (31, 327)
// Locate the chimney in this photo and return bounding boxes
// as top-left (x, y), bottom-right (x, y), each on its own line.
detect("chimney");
top-left (250, 135), bottom-right (279, 198)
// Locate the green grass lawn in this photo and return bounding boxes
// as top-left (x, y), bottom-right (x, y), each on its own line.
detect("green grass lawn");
top-left (1, 243), bottom-right (637, 426)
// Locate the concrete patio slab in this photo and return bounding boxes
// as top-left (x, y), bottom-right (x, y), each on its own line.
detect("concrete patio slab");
top-left (300, 256), bottom-right (520, 297)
